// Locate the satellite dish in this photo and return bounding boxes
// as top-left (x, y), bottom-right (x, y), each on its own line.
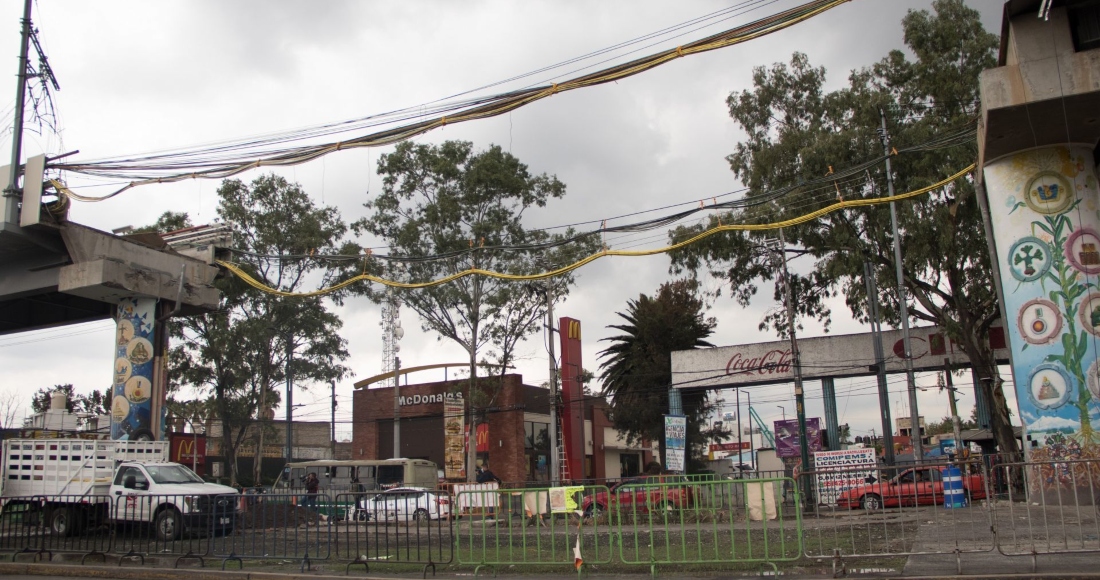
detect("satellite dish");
top-left (395, 327), bottom-right (405, 340)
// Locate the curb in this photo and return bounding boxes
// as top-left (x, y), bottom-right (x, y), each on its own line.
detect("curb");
top-left (0, 562), bottom-right (393, 580)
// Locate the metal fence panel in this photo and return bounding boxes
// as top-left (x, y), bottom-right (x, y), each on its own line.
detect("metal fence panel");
top-left (333, 491), bottom-right (452, 574)
top-left (614, 477), bottom-right (802, 568)
top-left (210, 492), bottom-right (330, 569)
top-left (110, 492), bottom-right (237, 566)
top-left (993, 458), bottom-right (1100, 559)
top-left (801, 459), bottom-right (996, 571)
top-left (455, 485), bottom-right (612, 573)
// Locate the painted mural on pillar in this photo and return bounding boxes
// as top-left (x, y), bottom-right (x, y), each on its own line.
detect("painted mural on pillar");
top-left (111, 298), bottom-right (157, 440)
top-left (985, 146), bottom-right (1100, 470)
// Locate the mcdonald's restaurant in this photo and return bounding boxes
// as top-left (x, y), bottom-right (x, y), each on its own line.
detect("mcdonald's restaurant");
top-left (351, 373), bottom-right (657, 484)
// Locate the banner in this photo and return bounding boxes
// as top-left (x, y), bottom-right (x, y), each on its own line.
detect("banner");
top-left (664, 415), bottom-right (686, 472)
top-left (773, 418), bottom-right (823, 458)
top-left (112, 298), bottom-right (157, 440)
top-left (812, 448), bottom-right (877, 505)
top-left (443, 397), bottom-right (465, 479)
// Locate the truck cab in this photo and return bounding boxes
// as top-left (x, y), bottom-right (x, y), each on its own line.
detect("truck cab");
top-left (108, 462), bottom-right (237, 540)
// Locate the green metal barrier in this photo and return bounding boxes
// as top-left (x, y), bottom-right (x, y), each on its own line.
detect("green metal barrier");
top-left (614, 477), bottom-right (802, 575)
top-left (454, 485), bottom-right (613, 576)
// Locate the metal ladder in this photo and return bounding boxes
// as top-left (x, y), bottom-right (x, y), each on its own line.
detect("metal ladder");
top-left (556, 415), bottom-right (572, 483)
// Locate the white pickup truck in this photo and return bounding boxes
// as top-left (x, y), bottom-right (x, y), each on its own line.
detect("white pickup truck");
top-left (1, 438), bottom-right (238, 541)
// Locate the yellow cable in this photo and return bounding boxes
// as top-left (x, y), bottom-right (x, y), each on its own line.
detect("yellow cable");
top-left (214, 163), bottom-right (974, 298)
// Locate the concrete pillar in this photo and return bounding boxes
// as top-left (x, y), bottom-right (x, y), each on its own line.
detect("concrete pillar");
top-left (111, 297), bottom-right (160, 440)
top-left (821, 378), bottom-right (840, 451)
top-left (984, 147), bottom-right (1100, 457)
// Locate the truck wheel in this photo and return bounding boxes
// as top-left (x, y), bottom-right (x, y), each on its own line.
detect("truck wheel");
top-left (155, 508), bottom-right (182, 541)
top-left (50, 506), bottom-right (74, 537)
top-left (861, 494), bottom-right (883, 511)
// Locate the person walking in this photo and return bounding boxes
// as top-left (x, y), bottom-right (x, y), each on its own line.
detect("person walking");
top-left (302, 472), bottom-right (320, 511)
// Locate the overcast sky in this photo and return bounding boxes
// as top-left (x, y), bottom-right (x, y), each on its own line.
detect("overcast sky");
top-left (0, 0), bottom-right (1007, 443)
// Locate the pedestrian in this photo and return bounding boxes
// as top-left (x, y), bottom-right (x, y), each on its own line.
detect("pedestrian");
top-left (476, 465), bottom-right (502, 485)
top-left (302, 472), bottom-right (320, 511)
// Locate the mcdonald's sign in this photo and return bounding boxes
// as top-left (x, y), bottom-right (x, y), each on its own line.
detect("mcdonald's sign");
top-left (168, 433), bottom-right (207, 476)
top-left (566, 319), bottom-right (581, 341)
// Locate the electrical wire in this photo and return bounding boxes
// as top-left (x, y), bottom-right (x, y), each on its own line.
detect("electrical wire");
top-left (48, 0), bottom-right (852, 199)
top-left (213, 163), bottom-right (974, 296)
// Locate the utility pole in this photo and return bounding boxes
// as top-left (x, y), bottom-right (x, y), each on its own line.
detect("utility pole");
top-left (545, 280), bottom-right (560, 485)
top-left (393, 356), bottom-right (402, 458)
top-left (285, 339), bottom-right (294, 464)
top-left (863, 261), bottom-right (896, 465)
top-left (943, 359), bottom-right (964, 460)
top-left (771, 232), bottom-right (813, 506)
top-left (330, 380), bottom-right (337, 460)
top-left (879, 109), bottom-right (922, 461)
top-left (4, 0), bottom-right (32, 224)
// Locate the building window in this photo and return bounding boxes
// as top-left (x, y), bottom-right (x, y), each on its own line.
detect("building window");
top-left (620, 453), bottom-right (641, 478)
top-left (1070, 5), bottom-right (1100, 52)
top-left (524, 421), bottom-right (549, 450)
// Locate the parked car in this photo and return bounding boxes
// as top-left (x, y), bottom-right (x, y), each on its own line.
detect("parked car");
top-left (836, 466), bottom-right (987, 510)
top-left (352, 487), bottom-right (451, 522)
top-left (582, 476), bottom-right (695, 516)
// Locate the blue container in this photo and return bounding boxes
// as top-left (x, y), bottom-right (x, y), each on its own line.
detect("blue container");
top-left (942, 465), bottom-right (966, 509)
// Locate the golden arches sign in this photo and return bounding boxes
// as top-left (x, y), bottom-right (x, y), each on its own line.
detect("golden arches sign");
top-left (566, 320), bottom-right (581, 341)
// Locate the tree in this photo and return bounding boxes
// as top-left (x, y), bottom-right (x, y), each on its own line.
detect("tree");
top-left (669, 0), bottom-right (1019, 457)
top-left (354, 140), bottom-right (598, 481)
top-left (30, 385), bottom-right (109, 427)
top-left (598, 279), bottom-right (727, 471)
top-left (166, 174), bottom-right (357, 486)
top-left (131, 211), bottom-right (192, 234)
top-left (0, 391), bottom-right (22, 429)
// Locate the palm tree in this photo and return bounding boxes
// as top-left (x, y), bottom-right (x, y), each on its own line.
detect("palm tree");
top-left (598, 279), bottom-right (723, 470)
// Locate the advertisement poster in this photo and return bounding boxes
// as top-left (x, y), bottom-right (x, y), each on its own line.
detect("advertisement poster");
top-left (443, 397), bottom-right (465, 479)
top-left (111, 298), bottom-right (157, 440)
top-left (665, 415), bottom-right (686, 472)
top-left (774, 418), bottom-right (823, 458)
top-left (812, 448), bottom-right (877, 505)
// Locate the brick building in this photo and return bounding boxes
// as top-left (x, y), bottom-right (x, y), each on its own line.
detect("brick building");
top-left (353, 373), bottom-right (655, 484)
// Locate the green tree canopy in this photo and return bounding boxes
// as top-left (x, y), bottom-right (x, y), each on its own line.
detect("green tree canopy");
top-left (354, 140), bottom-right (599, 480)
top-left (164, 174), bottom-right (357, 486)
top-left (598, 279), bottom-right (726, 471)
top-left (669, 0), bottom-right (1018, 456)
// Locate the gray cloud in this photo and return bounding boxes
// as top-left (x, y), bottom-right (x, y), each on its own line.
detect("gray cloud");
top-left (0, 0), bottom-right (1004, 437)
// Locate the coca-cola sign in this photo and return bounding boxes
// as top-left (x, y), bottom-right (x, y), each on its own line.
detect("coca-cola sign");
top-left (725, 349), bottom-right (792, 377)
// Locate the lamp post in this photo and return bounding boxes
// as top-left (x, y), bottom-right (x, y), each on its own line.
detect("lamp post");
top-left (777, 405), bottom-right (786, 421)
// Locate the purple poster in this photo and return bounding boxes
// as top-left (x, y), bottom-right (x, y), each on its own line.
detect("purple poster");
top-left (773, 418), bottom-right (823, 458)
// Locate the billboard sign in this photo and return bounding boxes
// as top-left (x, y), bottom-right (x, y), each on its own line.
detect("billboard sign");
top-left (813, 448), bottom-right (877, 505)
top-left (773, 418), bottom-right (823, 458)
top-left (664, 415), bottom-right (686, 472)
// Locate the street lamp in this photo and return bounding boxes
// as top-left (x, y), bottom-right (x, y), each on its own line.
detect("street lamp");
top-left (777, 405), bottom-right (786, 421)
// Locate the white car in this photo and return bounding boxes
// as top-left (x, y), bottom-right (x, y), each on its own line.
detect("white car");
top-left (353, 487), bottom-right (451, 522)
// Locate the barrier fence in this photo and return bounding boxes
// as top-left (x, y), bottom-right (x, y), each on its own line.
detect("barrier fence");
top-left (454, 485), bottom-right (613, 575)
top-left (991, 458), bottom-right (1100, 570)
top-left (800, 459), bottom-right (996, 575)
top-left (0, 458), bottom-right (1099, 575)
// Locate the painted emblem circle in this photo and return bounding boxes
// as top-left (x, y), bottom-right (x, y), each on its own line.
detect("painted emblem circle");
top-left (115, 319), bottom-right (135, 346)
top-left (114, 357), bottom-right (133, 386)
top-left (126, 337), bottom-right (154, 365)
top-left (111, 395), bottom-right (130, 422)
top-left (1086, 359), bottom-right (1100, 401)
top-left (1017, 298), bottom-right (1062, 345)
top-left (1079, 292), bottom-right (1100, 337)
top-left (1027, 363), bottom-right (1072, 410)
top-left (124, 376), bottom-right (151, 404)
top-left (1007, 237), bottom-right (1053, 282)
top-left (1024, 171), bottom-right (1074, 215)
top-left (1065, 228), bottom-right (1100, 275)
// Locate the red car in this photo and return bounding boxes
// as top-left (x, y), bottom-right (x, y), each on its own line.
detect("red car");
top-left (582, 476), bottom-right (695, 516)
top-left (836, 467), bottom-right (987, 510)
